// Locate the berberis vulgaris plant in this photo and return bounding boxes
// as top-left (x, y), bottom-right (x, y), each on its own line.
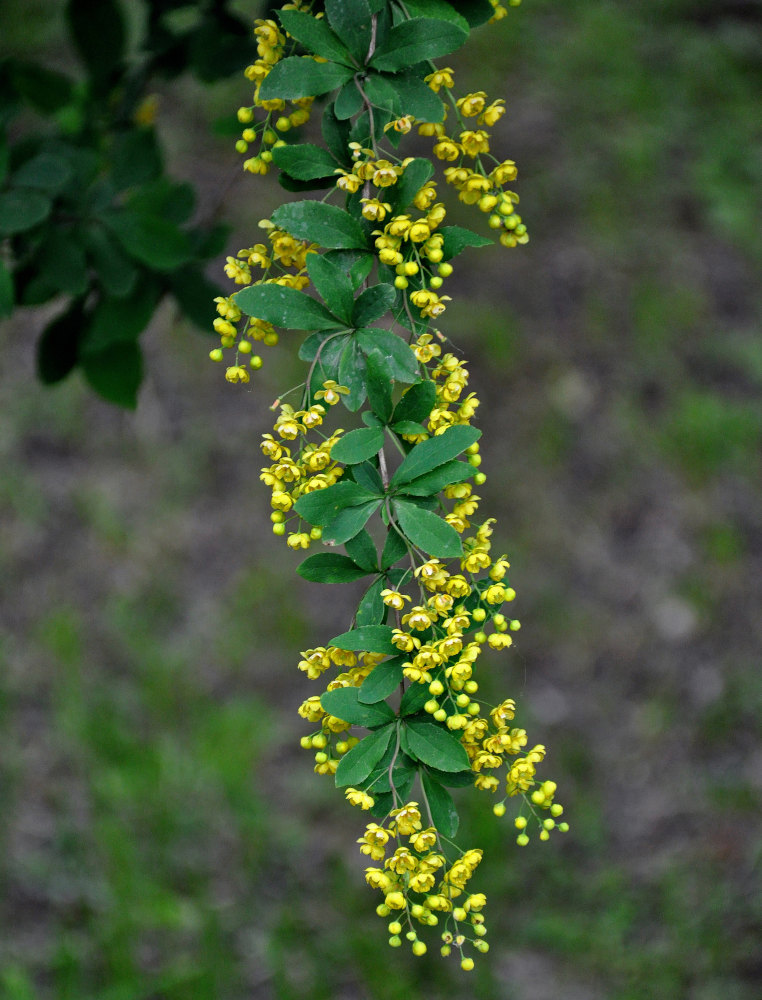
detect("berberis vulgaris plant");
top-left (210, 0), bottom-right (567, 969)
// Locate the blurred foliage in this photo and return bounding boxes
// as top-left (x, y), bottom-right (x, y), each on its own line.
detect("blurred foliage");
top-left (0, 0), bottom-right (257, 406)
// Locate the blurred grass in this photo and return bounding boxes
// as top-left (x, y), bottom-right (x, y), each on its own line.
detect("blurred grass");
top-left (2, 0), bottom-right (762, 998)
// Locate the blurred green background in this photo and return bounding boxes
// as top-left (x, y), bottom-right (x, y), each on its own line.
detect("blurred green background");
top-left (2, 1), bottom-right (762, 998)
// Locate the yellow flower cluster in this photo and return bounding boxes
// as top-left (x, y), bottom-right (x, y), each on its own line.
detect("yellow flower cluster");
top-left (360, 805), bottom-right (488, 963)
top-left (210, 222), bottom-right (317, 376)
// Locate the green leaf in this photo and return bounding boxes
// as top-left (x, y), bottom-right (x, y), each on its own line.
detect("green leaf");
top-left (331, 427), bottom-right (384, 465)
top-left (13, 152), bottom-right (73, 194)
top-left (272, 143), bottom-right (340, 181)
top-left (400, 683), bottom-right (432, 717)
top-left (348, 254), bottom-right (374, 290)
top-left (325, 0), bottom-right (373, 60)
top-left (392, 380), bottom-right (436, 426)
top-left (393, 499), bottom-right (463, 559)
top-left (400, 0), bottom-right (470, 31)
top-left (320, 687), bottom-right (395, 728)
top-left (43, 230), bottom-right (88, 297)
top-left (0, 261), bottom-right (13, 319)
top-left (170, 268), bottom-right (226, 330)
top-left (371, 18), bottom-right (467, 72)
top-left (335, 724), bottom-right (395, 787)
top-left (350, 460), bottom-right (384, 494)
top-left (356, 576), bottom-right (386, 627)
top-left (362, 74), bottom-right (401, 116)
top-left (81, 341), bottom-right (143, 409)
top-left (323, 499), bottom-right (381, 545)
top-left (357, 328), bottom-right (418, 383)
top-left (112, 130), bottom-right (163, 190)
top-left (365, 350), bottom-right (394, 423)
top-left (338, 337), bottom-right (367, 410)
top-left (329, 625), bottom-right (396, 654)
top-left (334, 80), bottom-right (364, 120)
top-left (271, 200), bottom-right (366, 250)
top-left (455, 0), bottom-right (496, 26)
top-left (404, 719), bottom-right (470, 772)
top-left (0, 189), bottom-right (51, 235)
top-left (400, 459), bottom-right (473, 497)
top-left (352, 284), bottom-right (396, 327)
top-left (421, 771), bottom-right (459, 838)
top-left (345, 529), bottom-right (378, 572)
top-left (391, 420), bottom-right (427, 436)
top-left (104, 211), bottom-right (191, 271)
top-left (390, 72), bottom-right (445, 123)
top-left (390, 159), bottom-right (435, 214)
top-left (9, 62), bottom-right (75, 113)
top-left (364, 752), bottom-right (417, 796)
top-left (278, 10), bottom-right (356, 65)
top-left (294, 481), bottom-right (379, 525)
top-left (296, 553), bottom-right (370, 583)
top-left (423, 766), bottom-right (474, 788)
top-left (81, 280), bottom-right (161, 355)
top-left (305, 253), bottom-right (354, 324)
top-left (84, 226), bottom-right (137, 298)
top-left (258, 56), bottom-right (354, 101)
top-left (234, 282), bottom-right (339, 331)
top-left (322, 105), bottom-right (353, 165)
top-left (391, 425), bottom-right (480, 486)
top-left (66, 0), bottom-right (126, 86)
top-left (359, 656), bottom-right (405, 704)
top-left (36, 300), bottom-right (85, 384)
top-left (381, 527), bottom-right (408, 569)
top-left (440, 225), bottom-right (493, 260)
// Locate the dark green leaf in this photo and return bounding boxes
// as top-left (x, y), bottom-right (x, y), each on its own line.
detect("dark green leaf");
top-left (305, 253), bottom-right (354, 324)
top-left (323, 499), bottom-right (381, 545)
top-left (364, 751), bottom-right (417, 794)
top-left (371, 17), bottom-right (467, 72)
top-left (400, 0), bottom-right (470, 31)
top-left (352, 284), bottom-right (396, 327)
top-left (424, 766), bottom-right (474, 787)
top-left (258, 57), bottom-right (354, 101)
top-left (400, 459), bottom-right (473, 497)
top-left (356, 576), bottom-right (386, 627)
top-left (391, 420), bottom-right (428, 436)
top-left (13, 153), bottom-right (73, 194)
top-left (359, 656), bottom-right (405, 704)
top-left (112, 130), bottom-right (163, 190)
top-left (104, 210), bottom-right (191, 271)
top-left (170, 268), bottom-right (225, 330)
top-left (320, 687), bottom-right (395, 728)
top-left (389, 158), bottom-right (435, 214)
top-left (350, 460), bottom-right (384, 494)
top-left (9, 62), bottom-right (75, 113)
top-left (381, 527), bottom-right (408, 569)
top-left (334, 80), bottom-right (364, 120)
top-left (421, 771), bottom-right (459, 838)
top-left (36, 300), bottom-right (86, 384)
top-left (441, 224), bottom-right (493, 260)
top-left (278, 10), bottom-right (356, 65)
top-left (393, 499), bottom-right (463, 559)
top-left (400, 683), bottom-right (432, 717)
top-left (392, 380), bottom-right (437, 426)
top-left (404, 719), bottom-right (470, 771)
top-left (66, 0), bottom-right (126, 86)
top-left (365, 350), bottom-right (394, 423)
top-left (391, 424), bottom-right (481, 486)
top-left (294, 481), bottom-right (379, 525)
top-left (41, 229), bottom-right (87, 297)
top-left (322, 104), bottom-right (352, 165)
top-left (84, 226), bottom-right (137, 298)
top-left (296, 553), bottom-right (370, 583)
top-left (335, 724), bottom-right (395, 787)
top-left (235, 282), bottom-right (339, 331)
top-left (338, 337), bottom-right (367, 410)
top-left (349, 253), bottom-right (374, 290)
top-left (272, 143), bottom-right (340, 181)
top-left (325, 0), bottom-right (373, 60)
top-left (0, 189), bottom-right (50, 235)
top-left (344, 529), bottom-right (378, 572)
top-left (331, 427), bottom-right (384, 465)
top-left (81, 341), bottom-right (143, 409)
top-left (389, 72), bottom-right (445, 123)
top-left (357, 328), bottom-right (418, 383)
top-left (126, 179), bottom-right (194, 226)
top-left (362, 74), bottom-right (401, 116)
top-left (81, 279), bottom-right (162, 355)
top-left (329, 625), bottom-right (396, 654)
top-left (0, 261), bottom-right (13, 319)
top-left (271, 200), bottom-right (366, 250)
